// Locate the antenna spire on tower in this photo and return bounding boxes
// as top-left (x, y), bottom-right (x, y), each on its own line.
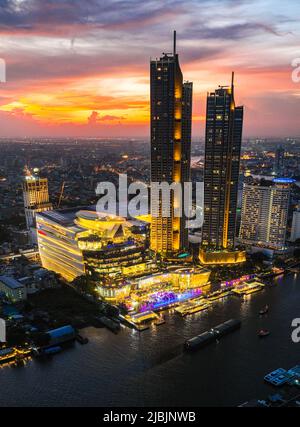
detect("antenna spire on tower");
top-left (173, 30), bottom-right (176, 55)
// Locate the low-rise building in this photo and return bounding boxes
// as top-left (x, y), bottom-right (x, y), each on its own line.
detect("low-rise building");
top-left (0, 275), bottom-right (27, 302)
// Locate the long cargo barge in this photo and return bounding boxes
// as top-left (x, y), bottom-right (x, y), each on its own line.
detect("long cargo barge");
top-left (258, 267), bottom-right (284, 279)
top-left (97, 316), bottom-right (121, 333)
top-left (184, 319), bottom-right (241, 351)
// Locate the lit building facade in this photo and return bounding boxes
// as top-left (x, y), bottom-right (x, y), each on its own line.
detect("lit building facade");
top-left (0, 275), bottom-right (27, 302)
top-left (150, 32), bottom-right (192, 257)
top-left (135, 268), bottom-right (211, 291)
top-left (36, 208), bottom-right (153, 291)
top-left (23, 168), bottom-right (52, 243)
top-left (200, 73), bottom-right (245, 264)
top-left (36, 207), bottom-right (211, 306)
top-left (239, 176), bottom-right (294, 250)
top-left (36, 210), bottom-right (86, 281)
top-left (128, 267), bottom-right (211, 312)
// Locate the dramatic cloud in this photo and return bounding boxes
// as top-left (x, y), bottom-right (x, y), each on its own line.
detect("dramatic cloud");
top-left (0, 0), bottom-right (299, 137)
top-left (87, 111), bottom-right (125, 124)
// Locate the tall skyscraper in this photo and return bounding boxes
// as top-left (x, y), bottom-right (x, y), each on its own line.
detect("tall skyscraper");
top-left (239, 176), bottom-right (294, 250)
top-left (23, 167), bottom-right (52, 243)
top-left (273, 146), bottom-right (285, 176)
top-left (150, 32), bottom-right (192, 257)
top-left (200, 74), bottom-right (245, 264)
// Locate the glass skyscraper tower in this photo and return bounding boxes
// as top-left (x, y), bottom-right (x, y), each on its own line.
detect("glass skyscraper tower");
top-left (150, 32), bottom-right (192, 257)
top-left (200, 74), bottom-right (245, 264)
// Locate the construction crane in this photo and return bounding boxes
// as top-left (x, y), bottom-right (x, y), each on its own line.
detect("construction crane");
top-left (57, 181), bottom-right (65, 209)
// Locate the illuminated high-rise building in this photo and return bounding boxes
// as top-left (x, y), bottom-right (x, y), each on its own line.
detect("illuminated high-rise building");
top-left (150, 31), bottom-right (192, 257)
top-left (239, 176), bottom-right (294, 250)
top-left (200, 73), bottom-right (245, 264)
top-left (22, 167), bottom-right (52, 243)
top-left (273, 146), bottom-right (285, 176)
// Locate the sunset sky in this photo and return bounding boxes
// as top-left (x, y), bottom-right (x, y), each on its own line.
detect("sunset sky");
top-left (0, 0), bottom-right (299, 138)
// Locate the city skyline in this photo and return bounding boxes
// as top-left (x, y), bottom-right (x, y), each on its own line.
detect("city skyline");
top-left (0, 0), bottom-right (299, 138)
top-left (0, 0), bottom-right (300, 412)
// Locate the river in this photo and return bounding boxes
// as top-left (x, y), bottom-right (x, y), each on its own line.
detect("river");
top-left (0, 273), bottom-right (300, 407)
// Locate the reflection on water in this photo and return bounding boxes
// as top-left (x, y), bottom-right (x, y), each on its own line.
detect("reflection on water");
top-left (239, 294), bottom-right (253, 316)
top-left (0, 274), bottom-right (299, 407)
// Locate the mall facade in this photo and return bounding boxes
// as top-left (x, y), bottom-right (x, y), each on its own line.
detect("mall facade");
top-left (36, 207), bottom-right (211, 306)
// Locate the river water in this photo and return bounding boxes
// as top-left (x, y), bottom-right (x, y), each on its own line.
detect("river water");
top-left (0, 273), bottom-right (300, 407)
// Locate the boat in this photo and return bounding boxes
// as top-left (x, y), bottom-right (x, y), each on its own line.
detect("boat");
top-left (232, 280), bottom-right (265, 296)
top-left (43, 346), bottom-right (62, 355)
top-left (183, 302), bottom-right (211, 316)
top-left (243, 282), bottom-right (264, 295)
top-left (259, 305), bottom-right (269, 315)
top-left (97, 316), bottom-right (121, 333)
top-left (0, 348), bottom-right (17, 364)
top-left (0, 347), bottom-right (31, 365)
top-left (154, 316), bottom-right (165, 326)
top-left (76, 334), bottom-right (89, 344)
top-left (258, 329), bottom-right (270, 337)
top-left (124, 311), bottom-right (159, 331)
top-left (207, 289), bottom-right (232, 302)
top-left (258, 268), bottom-right (284, 279)
top-left (13, 355), bottom-right (26, 367)
top-left (135, 324), bottom-right (150, 331)
top-left (214, 319), bottom-right (242, 338)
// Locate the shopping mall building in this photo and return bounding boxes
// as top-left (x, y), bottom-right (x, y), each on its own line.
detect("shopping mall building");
top-left (36, 207), bottom-right (211, 307)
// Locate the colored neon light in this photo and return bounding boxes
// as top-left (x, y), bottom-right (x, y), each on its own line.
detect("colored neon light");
top-left (221, 274), bottom-right (255, 288)
top-left (272, 178), bottom-right (296, 184)
top-left (178, 252), bottom-right (189, 258)
top-left (138, 288), bottom-right (203, 312)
